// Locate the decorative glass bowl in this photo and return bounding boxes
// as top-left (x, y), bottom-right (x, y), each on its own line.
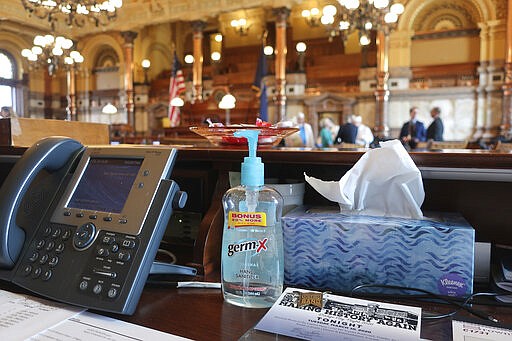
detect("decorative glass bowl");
top-left (189, 125), bottom-right (299, 147)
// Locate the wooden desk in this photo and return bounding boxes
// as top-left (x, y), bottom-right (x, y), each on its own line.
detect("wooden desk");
top-left (1, 145), bottom-right (512, 339)
top-left (1, 279), bottom-right (512, 340)
top-left (1, 145), bottom-right (512, 279)
top-left (104, 285), bottom-right (512, 341)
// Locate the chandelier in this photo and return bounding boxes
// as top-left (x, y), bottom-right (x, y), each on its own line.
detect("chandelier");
top-left (231, 18), bottom-right (251, 36)
top-left (320, 0), bottom-right (405, 45)
top-left (301, 7), bottom-right (322, 27)
top-left (21, 0), bottom-right (123, 28)
top-left (21, 34), bottom-right (84, 76)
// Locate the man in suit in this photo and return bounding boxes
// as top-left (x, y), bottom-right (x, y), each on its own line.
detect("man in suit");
top-left (335, 115), bottom-right (358, 144)
top-left (427, 107), bottom-right (444, 141)
top-left (399, 107), bottom-right (427, 149)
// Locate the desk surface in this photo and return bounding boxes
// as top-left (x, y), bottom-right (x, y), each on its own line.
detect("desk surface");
top-left (105, 285), bottom-right (512, 341)
top-left (1, 279), bottom-right (512, 340)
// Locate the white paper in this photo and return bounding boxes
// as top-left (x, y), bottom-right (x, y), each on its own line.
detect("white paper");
top-left (28, 311), bottom-right (191, 341)
top-left (0, 290), bottom-right (83, 340)
top-left (0, 289), bottom-right (190, 341)
top-left (452, 319), bottom-right (512, 341)
top-left (305, 139), bottom-right (425, 219)
top-left (255, 287), bottom-right (422, 341)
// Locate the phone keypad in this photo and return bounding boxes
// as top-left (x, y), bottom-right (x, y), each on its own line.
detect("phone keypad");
top-left (17, 223), bottom-right (140, 304)
top-left (21, 224), bottom-right (71, 283)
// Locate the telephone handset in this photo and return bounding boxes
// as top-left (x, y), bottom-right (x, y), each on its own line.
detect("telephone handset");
top-left (0, 137), bottom-right (187, 315)
top-left (0, 137), bottom-right (84, 268)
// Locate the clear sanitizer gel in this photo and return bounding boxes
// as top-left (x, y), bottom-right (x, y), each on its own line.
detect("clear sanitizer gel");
top-left (221, 130), bottom-right (284, 308)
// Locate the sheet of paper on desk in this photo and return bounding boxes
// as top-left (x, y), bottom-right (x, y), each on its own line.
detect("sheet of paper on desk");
top-left (0, 289), bottom-right (83, 340)
top-left (28, 311), bottom-right (191, 341)
top-left (452, 319), bottom-right (512, 341)
top-left (255, 287), bottom-right (422, 341)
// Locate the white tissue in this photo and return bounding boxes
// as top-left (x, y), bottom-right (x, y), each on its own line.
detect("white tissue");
top-left (305, 139), bottom-right (425, 219)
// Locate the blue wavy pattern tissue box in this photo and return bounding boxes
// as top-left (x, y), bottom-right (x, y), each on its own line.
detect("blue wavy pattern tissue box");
top-left (282, 206), bottom-right (474, 297)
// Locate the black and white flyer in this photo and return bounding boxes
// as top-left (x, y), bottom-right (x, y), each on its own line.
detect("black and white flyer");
top-left (255, 287), bottom-right (422, 341)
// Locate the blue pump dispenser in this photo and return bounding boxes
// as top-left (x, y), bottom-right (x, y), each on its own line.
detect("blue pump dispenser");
top-left (221, 129), bottom-right (284, 308)
top-left (234, 130), bottom-right (263, 187)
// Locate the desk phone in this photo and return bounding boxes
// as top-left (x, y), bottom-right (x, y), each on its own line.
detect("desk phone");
top-left (0, 137), bottom-right (188, 314)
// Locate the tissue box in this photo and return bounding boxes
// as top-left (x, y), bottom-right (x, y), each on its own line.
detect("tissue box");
top-left (282, 206), bottom-right (474, 297)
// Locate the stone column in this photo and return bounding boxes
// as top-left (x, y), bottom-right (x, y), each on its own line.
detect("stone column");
top-left (482, 21), bottom-right (505, 139)
top-left (374, 30), bottom-right (390, 138)
top-left (501, 0), bottom-right (512, 136)
top-left (274, 7), bottom-right (290, 122)
top-left (192, 21), bottom-right (207, 103)
top-left (121, 31), bottom-right (138, 127)
top-left (44, 69), bottom-right (52, 119)
top-left (66, 67), bottom-right (77, 121)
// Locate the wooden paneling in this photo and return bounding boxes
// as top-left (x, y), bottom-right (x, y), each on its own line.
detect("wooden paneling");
top-left (0, 118), bottom-right (110, 147)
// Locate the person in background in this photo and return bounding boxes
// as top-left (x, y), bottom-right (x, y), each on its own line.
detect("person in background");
top-left (285, 112), bottom-right (315, 147)
top-left (318, 117), bottom-right (335, 147)
top-left (352, 115), bottom-right (374, 147)
top-left (335, 115), bottom-right (358, 144)
top-left (427, 106), bottom-right (444, 141)
top-left (326, 117), bottom-right (339, 142)
top-left (295, 112), bottom-right (315, 147)
top-left (399, 106), bottom-right (426, 149)
top-left (1, 106), bottom-right (11, 118)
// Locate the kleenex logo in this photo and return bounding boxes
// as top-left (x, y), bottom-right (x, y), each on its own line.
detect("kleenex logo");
top-left (440, 278), bottom-right (465, 288)
top-left (438, 273), bottom-right (467, 297)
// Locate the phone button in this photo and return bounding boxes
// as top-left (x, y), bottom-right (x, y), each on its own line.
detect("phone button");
top-left (79, 280), bottom-right (89, 291)
top-left (107, 288), bottom-right (118, 298)
top-left (22, 265), bottom-right (32, 276)
top-left (93, 284), bottom-right (102, 294)
top-left (121, 240), bottom-right (136, 249)
top-left (55, 243), bottom-right (65, 253)
top-left (117, 252), bottom-right (131, 262)
top-left (45, 241), bottom-right (55, 252)
top-left (102, 236), bottom-right (115, 245)
top-left (43, 226), bottom-right (52, 237)
top-left (28, 251), bottom-right (39, 262)
top-left (61, 229), bottom-right (72, 241)
top-left (48, 256), bottom-right (59, 267)
top-left (42, 270), bottom-right (52, 281)
top-left (32, 267), bottom-right (42, 279)
top-left (74, 223), bottom-right (96, 249)
top-left (35, 240), bottom-right (45, 250)
top-left (96, 247), bottom-right (109, 257)
top-left (93, 268), bottom-right (117, 278)
top-left (51, 228), bottom-right (61, 238)
top-left (39, 254), bottom-right (49, 265)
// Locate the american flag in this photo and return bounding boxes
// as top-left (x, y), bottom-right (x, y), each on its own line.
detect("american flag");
top-left (168, 52), bottom-right (185, 127)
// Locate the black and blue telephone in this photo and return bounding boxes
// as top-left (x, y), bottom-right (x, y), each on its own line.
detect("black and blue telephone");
top-left (0, 137), bottom-right (189, 314)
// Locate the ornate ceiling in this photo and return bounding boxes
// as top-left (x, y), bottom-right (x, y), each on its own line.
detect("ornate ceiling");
top-left (0, 0), bottom-right (504, 42)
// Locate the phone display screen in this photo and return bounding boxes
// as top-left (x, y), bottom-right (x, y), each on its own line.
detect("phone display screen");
top-left (67, 157), bottom-right (143, 213)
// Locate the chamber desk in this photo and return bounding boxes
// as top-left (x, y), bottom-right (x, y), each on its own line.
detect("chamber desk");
top-left (105, 285), bottom-right (512, 340)
top-left (1, 280), bottom-right (512, 340)
top-left (1, 145), bottom-right (512, 340)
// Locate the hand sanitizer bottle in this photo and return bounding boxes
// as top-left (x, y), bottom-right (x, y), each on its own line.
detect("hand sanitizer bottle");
top-left (221, 130), bottom-right (284, 308)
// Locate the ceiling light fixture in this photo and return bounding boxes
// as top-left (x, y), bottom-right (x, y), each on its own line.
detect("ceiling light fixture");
top-left (321, 0), bottom-right (405, 45)
top-left (21, 0), bottom-right (123, 28)
top-left (230, 18), bottom-right (251, 36)
top-left (22, 33), bottom-right (84, 76)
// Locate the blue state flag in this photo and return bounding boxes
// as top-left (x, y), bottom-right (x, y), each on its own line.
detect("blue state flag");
top-left (252, 47), bottom-right (268, 121)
